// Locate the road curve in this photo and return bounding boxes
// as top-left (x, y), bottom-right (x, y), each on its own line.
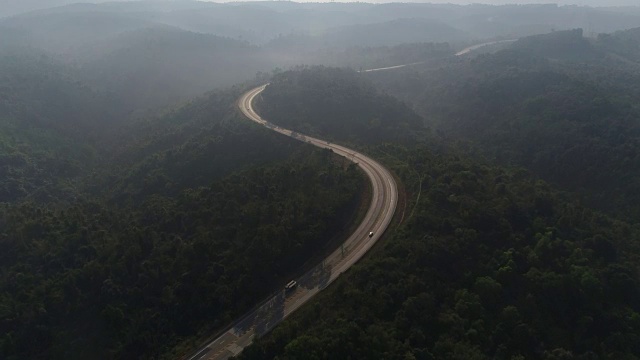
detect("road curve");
top-left (183, 39), bottom-right (511, 359)
top-left (184, 85), bottom-right (398, 360)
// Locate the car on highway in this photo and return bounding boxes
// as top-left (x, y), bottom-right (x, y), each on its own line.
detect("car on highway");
top-left (285, 280), bottom-right (297, 293)
top-left (368, 231), bottom-right (374, 238)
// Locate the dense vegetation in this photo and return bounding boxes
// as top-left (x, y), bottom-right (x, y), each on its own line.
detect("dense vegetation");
top-left (369, 28), bottom-right (640, 220)
top-left (90, 87), bottom-right (297, 205)
top-left (259, 66), bottom-right (424, 146)
top-left (0, 148), bottom-right (363, 359)
top-left (229, 64), bottom-right (640, 359)
top-left (3, 2), bottom-right (640, 359)
top-left (0, 53), bottom-right (120, 204)
top-left (75, 27), bottom-right (267, 112)
top-left (0, 64), bottom-right (368, 358)
top-left (239, 144), bottom-right (640, 360)
top-left (266, 41), bottom-right (453, 72)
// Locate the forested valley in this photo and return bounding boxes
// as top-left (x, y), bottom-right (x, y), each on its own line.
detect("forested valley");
top-left (2, 1), bottom-right (640, 360)
top-left (236, 46), bottom-right (640, 358)
top-left (241, 143), bottom-right (640, 360)
top-left (369, 28), bottom-right (640, 221)
top-left (0, 53), bottom-right (367, 359)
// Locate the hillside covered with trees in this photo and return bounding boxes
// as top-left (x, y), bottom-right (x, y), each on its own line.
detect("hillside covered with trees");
top-left (0, 52), bottom-right (122, 204)
top-left (0, 76), bottom-right (368, 358)
top-left (235, 64), bottom-right (640, 360)
top-left (3, 1), bottom-right (640, 113)
top-left (239, 144), bottom-right (640, 360)
top-left (3, 2), bottom-right (640, 359)
top-left (1, 147), bottom-right (363, 359)
top-left (258, 66), bottom-right (424, 146)
top-left (369, 28), bottom-right (640, 221)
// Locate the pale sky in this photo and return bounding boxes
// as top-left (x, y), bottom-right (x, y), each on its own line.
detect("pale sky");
top-left (212, 0), bottom-right (640, 6)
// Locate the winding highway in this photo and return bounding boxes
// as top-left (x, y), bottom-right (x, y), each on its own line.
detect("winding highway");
top-left (184, 85), bottom-right (398, 360)
top-left (184, 39), bottom-right (514, 360)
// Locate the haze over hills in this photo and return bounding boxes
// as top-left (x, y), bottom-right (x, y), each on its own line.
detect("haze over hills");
top-left (4, 2), bottom-right (640, 44)
top-left (2, 1), bottom-right (640, 360)
top-left (74, 26), bottom-right (266, 111)
top-left (2, 0), bottom-right (640, 19)
top-left (234, 32), bottom-right (640, 360)
top-left (0, 0), bottom-right (638, 113)
top-left (369, 27), bottom-right (640, 219)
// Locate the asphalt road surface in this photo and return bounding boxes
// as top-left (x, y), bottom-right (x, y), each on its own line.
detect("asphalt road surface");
top-left (184, 85), bottom-right (398, 360)
top-left (183, 40), bottom-right (512, 359)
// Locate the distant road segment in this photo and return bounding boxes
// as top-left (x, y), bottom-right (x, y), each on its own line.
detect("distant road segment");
top-left (184, 85), bottom-right (398, 360)
top-left (455, 39), bottom-right (517, 56)
top-left (358, 39), bottom-right (517, 74)
top-left (359, 61), bottom-right (426, 72)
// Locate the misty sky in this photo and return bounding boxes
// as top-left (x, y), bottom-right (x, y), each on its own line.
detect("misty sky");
top-left (211, 0), bottom-right (638, 6)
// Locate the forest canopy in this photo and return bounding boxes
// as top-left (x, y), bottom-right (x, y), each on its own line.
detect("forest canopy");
top-left (0, 81), bottom-right (366, 359)
top-left (2, 2), bottom-right (640, 359)
top-left (368, 28), bottom-right (640, 221)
